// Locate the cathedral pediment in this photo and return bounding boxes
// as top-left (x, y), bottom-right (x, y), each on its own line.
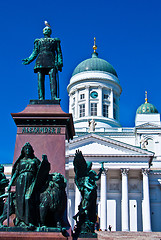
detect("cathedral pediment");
top-left (136, 122), bottom-right (161, 129)
top-left (67, 133), bottom-right (153, 158)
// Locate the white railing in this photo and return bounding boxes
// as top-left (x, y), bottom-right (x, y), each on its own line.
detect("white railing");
top-left (75, 127), bottom-right (134, 133)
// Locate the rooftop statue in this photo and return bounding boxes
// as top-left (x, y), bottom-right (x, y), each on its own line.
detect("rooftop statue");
top-left (22, 21), bottom-right (63, 100)
top-left (73, 150), bottom-right (104, 238)
top-left (88, 119), bottom-right (97, 133)
top-left (1, 143), bottom-right (68, 235)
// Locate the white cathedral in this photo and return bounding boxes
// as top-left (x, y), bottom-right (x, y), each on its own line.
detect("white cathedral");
top-left (4, 39), bottom-right (161, 232)
top-left (66, 39), bottom-right (161, 232)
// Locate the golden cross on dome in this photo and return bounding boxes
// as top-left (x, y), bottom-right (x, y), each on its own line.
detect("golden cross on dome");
top-left (93, 37), bottom-right (97, 53)
top-left (145, 91), bottom-right (148, 103)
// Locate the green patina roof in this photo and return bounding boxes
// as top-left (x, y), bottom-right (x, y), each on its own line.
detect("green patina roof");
top-left (72, 52), bottom-right (118, 77)
top-left (136, 102), bottom-right (158, 114)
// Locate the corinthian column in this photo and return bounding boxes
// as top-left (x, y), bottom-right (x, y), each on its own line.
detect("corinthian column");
top-left (121, 168), bottom-right (129, 231)
top-left (100, 169), bottom-right (108, 231)
top-left (142, 168), bottom-right (151, 232)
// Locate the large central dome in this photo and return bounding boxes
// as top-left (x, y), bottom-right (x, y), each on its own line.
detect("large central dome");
top-left (68, 39), bottom-right (122, 129)
top-left (72, 52), bottom-right (118, 77)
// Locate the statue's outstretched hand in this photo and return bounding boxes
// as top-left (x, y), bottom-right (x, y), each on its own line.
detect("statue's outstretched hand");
top-left (22, 58), bottom-right (30, 65)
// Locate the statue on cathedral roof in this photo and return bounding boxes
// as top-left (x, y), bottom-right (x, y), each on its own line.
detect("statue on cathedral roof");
top-left (22, 21), bottom-right (63, 101)
top-left (88, 119), bottom-right (97, 133)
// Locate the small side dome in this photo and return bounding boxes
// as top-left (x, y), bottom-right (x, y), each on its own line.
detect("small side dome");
top-left (137, 102), bottom-right (158, 114)
top-left (136, 91), bottom-right (158, 114)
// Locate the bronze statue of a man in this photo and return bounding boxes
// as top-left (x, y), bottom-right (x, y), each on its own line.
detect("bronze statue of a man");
top-left (22, 24), bottom-right (63, 100)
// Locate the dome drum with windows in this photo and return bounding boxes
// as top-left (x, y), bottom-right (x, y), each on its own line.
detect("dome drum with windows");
top-left (67, 38), bottom-right (122, 131)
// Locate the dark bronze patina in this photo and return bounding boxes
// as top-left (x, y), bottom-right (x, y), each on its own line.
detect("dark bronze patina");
top-left (7, 142), bottom-right (42, 228)
top-left (73, 150), bottom-right (104, 238)
top-left (1, 143), bottom-right (68, 234)
top-left (0, 165), bottom-right (9, 216)
top-left (22, 25), bottom-right (63, 100)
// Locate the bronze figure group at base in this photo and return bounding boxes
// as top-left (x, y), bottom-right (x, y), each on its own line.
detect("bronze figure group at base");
top-left (0, 143), bottom-right (68, 236)
top-left (0, 143), bottom-right (104, 238)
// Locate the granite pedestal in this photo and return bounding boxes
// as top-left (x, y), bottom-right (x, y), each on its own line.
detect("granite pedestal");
top-left (11, 100), bottom-right (75, 175)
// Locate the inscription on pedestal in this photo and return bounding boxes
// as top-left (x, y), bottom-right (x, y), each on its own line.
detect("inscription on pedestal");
top-left (21, 127), bottom-right (61, 134)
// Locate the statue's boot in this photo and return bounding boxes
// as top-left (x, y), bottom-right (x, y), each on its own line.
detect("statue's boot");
top-left (27, 223), bottom-right (36, 230)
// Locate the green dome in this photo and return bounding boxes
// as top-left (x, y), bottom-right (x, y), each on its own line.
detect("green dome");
top-left (137, 102), bottom-right (158, 114)
top-left (72, 52), bottom-right (118, 77)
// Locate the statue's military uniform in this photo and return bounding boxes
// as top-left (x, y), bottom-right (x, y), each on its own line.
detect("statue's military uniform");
top-left (31, 38), bottom-right (63, 72)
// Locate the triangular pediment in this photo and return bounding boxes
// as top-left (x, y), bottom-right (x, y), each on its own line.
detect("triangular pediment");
top-left (136, 122), bottom-right (161, 129)
top-left (68, 133), bottom-right (153, 157)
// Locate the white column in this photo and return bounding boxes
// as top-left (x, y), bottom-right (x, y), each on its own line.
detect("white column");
top-left (142, 168), bottom-right (151, 232)
top-left (98, 86), bottom-right (103, 116)
top-left (109, 88), bottom-right (114, 118)
top-left (100, 169), bottom-right (108, 231)
top-left (117, 94), bottom-right (120, 122)
top-left (121, 168), bottom-right (129, 231)
top-left (69, 93), bottom-right (72, 113)
top-left (75, 184), bottom-right (81, 215)
top-left (85, 86), bottom-right (90, 116)
top-left (75, 89), bottom-right (79, 119)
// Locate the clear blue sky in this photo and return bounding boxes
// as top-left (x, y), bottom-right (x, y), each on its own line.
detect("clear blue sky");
top-left (1, 0), bottom-right (161, 163)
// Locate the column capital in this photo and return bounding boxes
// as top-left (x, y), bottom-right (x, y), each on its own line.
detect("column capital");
top-left (101, 168), bottom-right (108, 175)
top-left (121, 168), bottom-right (129, 176)
top-left (142, 168), bottom-right (150, 176)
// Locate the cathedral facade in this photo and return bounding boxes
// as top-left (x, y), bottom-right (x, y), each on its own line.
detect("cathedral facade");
top-left (66, 41), bottom-right (161, 232)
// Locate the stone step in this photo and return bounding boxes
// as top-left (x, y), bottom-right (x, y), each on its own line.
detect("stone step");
top-left (97, 231), bottom-right (161, 240)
